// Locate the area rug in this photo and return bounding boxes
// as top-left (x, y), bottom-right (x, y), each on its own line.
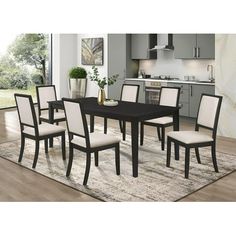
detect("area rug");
top-left (0, 125), bottom-right (236, 201)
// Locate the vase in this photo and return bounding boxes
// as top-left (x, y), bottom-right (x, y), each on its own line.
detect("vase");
top-left (68, 78), bottom-right (87, 98)
top-left (97, 88), bottom-right (106, 105)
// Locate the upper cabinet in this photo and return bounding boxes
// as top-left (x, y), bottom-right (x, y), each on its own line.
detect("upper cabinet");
top-left (131, 34), bottom-right (157, 60)
top-left (173, 34), bottom-right (215, 59)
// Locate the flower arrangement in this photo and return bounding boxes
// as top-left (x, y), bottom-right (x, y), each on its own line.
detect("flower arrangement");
top-left (90, 66), bottom-right (118, 89)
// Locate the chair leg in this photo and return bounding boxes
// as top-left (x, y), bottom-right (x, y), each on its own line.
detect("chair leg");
top-left (44, 139), bottom-right (48, 154)
top-left (61, 133), bottom-right (66, 160)
top-left (211, 143), bottom-right (219, 172)
top-left (115, 143), bottom-right (120, 175)
top-left (32, 140), bottom-right (40, 168)
top-left (66, 144), bottom-right (74, 177)
top-left (195, 147), bottom-right (201, 164)
top-left (95, 151), bottom-right (99, 166)
top-left (122, 121), bottom-right (126, 141)
top-left (174, 143), bottom-right (179, 160)
top-left (104, 118), bottom-right (107, 134)
top-left (140, 122), bottom-right (144, 146)
top-left (185, 147), bottom-right (190, 178)
top-left (161, 126), bottom-right (165, 151)
top-left (157, 127), bottom-right (161, 141)
top-left (166, 137), bottom-right (171, 167)
top-left (119, 120), bottom-right (123, 133)
top-left (83, 153), bottom-right (91, 185)
top-left (18, 135), bottom-right (25, 163)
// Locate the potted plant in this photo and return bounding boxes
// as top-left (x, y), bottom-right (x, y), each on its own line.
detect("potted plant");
top-left (90, 66), bottom-right (118, 105)
top-left (68, 66), bottom-right (87, 98)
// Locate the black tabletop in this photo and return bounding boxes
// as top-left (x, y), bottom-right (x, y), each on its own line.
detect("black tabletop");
top-left (49, 97), bottom-right (178, 122)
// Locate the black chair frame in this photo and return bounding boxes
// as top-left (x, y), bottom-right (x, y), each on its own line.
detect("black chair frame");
top-left (140, 86), bottom-right (181, 150)
top-left (15, 93), bottom-right (66, 169)
top-left (104, 83), bottom-right (140, 141)
top-left (166, 94), bottom-right (223, 178)
top-left (63, 98), bottom-right (120, 185)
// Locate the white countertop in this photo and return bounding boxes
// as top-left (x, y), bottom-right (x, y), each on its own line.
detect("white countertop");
top-left (125, 78), bottom-right (215, 86)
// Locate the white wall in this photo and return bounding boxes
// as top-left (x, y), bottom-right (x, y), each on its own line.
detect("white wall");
top-left (215, 34), bottom-right (236, 138)
top-left (77, 34), bottom-right (108, 97)
top-left (52, 34), bottom-right (78, 98)
top-left (139, 35), bottom-right (215, 81)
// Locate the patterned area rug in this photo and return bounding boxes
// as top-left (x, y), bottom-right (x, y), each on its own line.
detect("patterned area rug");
top-left (0, 125), bottom-right (236, 201)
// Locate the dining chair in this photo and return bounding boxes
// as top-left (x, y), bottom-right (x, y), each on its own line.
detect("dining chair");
top-left (166, 94), bottom-right (223, 178)
top-left (36, 85), bottom-right (65, 124)
top-left (14, 94), bottom-right (66, 169)
top-left (104, 84), bottom-right (140, 141)
top-left (63, 98), bottom-right (121, 185)
top-left (140, 86), bottom-right (180, 150)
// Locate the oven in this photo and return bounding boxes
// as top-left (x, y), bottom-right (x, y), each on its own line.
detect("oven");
top-left (145, 81), bottom-right (167, 104)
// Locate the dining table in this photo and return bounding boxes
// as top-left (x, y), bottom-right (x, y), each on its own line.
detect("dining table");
top-left (48, 97), bottom-right (179, 177)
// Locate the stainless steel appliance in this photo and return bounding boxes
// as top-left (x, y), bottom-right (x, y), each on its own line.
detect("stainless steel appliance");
top-left (145, 81), bottom-right (168, 104)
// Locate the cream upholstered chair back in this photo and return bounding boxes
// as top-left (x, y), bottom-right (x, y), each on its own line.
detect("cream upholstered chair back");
top-left (197, 94), bottom-right (222, 129)
top-left (37, 85), bottom-right (57, 110)
top-left (159, 87), bottom-right (180, 107)
top-left (15, 94), bottom-right (36, 127)
top-left (120, 84), bottom-right (139, 102)
top-left (63, 99), bottom-right (87, 137)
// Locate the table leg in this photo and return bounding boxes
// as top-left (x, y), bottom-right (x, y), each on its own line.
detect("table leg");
top-left (48, 103), bottom-right (54, 147)
top-left (90, 115), bottom-right (94, 133)
top-left (131, 121), bottom-right (139, 177)
top-left (173, 110), bottom-right (179, 131)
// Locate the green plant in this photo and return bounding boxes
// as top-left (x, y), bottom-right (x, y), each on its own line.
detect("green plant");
top-left (69, 66), bottom-right (87, 79)
top-left (0, 77), bottom-right (10, 89)
top-left (90, 66), bottom-right (118, 89)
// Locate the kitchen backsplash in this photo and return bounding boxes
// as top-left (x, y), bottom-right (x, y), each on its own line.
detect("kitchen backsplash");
top-left (139, 49), bottom-right (215, 81)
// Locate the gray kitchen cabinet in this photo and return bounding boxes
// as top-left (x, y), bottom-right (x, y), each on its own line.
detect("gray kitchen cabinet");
top-left (173, 34), bottom-right (215, 59)
top-left (131, 34), bottom-right (157, 60)
top-left (189, 84), bottom-right (215, 118)
top-left (167, 82), bottom-right (190, 116)
top-left (124, 80), bottom-right (145, 103)
top-left (108, 34), bottom-right (138, 100)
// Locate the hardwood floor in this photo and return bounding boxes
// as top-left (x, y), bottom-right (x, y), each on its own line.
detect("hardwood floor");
top-left (0, 108), bottom-right (235, 201)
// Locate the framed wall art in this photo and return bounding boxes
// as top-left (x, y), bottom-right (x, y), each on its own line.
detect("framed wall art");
top-left (81, 37), bottom-right (103, 65)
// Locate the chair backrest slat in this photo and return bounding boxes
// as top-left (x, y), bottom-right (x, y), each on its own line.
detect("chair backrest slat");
top-left (36, 85), bottom-right (57, 110)
top-left (120, 84), bottom-right (139, 102)
top-left (63, 99), bottom-right (87, 138)
top-left (197, 94), bottom-right (222, 130)
top-left (14, 94), bottom-right (38, 133)
top-left (159, 87), bottom-right (180, 107)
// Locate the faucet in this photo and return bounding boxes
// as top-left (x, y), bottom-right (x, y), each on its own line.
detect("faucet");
top-left (207, 65), bottom-right (214, 82)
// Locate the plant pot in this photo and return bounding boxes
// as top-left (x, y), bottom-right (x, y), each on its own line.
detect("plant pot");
top-left (97, 88), bottom-right (106, 105)
top-left (68, 78), bottom-right (87, 98)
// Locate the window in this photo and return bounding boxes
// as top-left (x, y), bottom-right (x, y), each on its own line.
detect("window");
top-left (0, 34), bottom-right (51, 108)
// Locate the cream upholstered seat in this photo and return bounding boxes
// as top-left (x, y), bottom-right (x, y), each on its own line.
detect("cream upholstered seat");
top-left (23, 123), bottom-right (65, 137)
top-left (166, 94), bottom-right (223, 179)
top-left (63, 98), bottom-right (121, 185)
top-left (140, 86), bottom-right (180, 150)
top-left (146, 117), bottom-right (173, 125)
top-left (167, 131), bottom-right (213, 144)
top-left (71, 133), bottom-right (120, 148)
top-left (40, 112), bottom-right (65, 120)
top-left (14, 94), bottom-right (66, 169)
top-left (104, 84), bottom-right (140, 141)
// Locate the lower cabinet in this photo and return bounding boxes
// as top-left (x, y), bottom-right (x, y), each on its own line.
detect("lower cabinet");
top-left (124, 80), bottom-right (145, 103)
top-left (189, 84), bottom-right (215, 118)
top-left (168, 82), bottom-right (215, 118)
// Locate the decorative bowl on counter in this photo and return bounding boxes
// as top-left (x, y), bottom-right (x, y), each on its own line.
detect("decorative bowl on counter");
top-left (103, 99), bottom-right (118, 106)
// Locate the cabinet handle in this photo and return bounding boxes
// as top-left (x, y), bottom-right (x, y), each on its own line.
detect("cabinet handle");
top-left (123, 69), bottom-right (126, 78)
top-left (197, 47), bottom-right (200, 58)
top-left (193, 47), bottom-right (197, 58)
top-left (190, 85), bottom-right (193, 96)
